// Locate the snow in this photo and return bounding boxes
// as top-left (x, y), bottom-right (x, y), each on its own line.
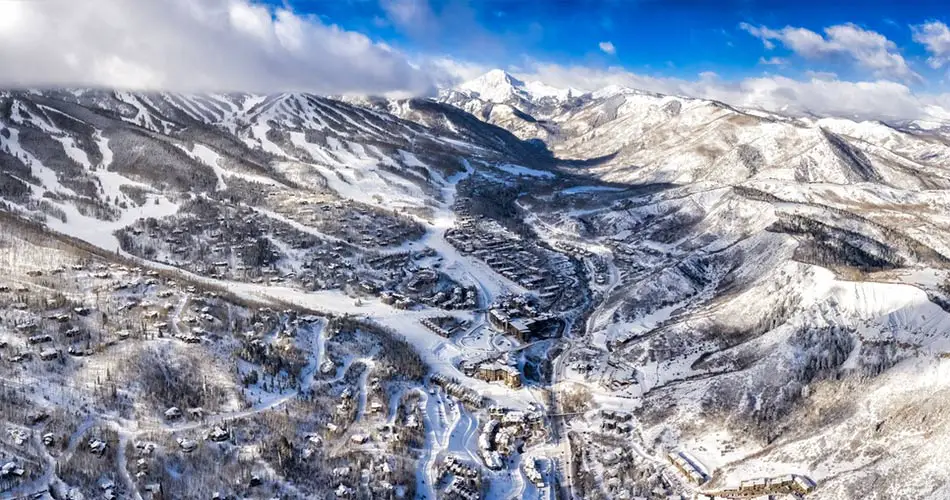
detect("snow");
top-left (11, 84), bottom-right (950, 499)
top-left (287, 132), bottom-right (429, 210)
top-left (185, 144), bottom-right (227, 191)
top-left (113, 91), bottom-right (174, 132)
top-left (248, 122), bottom-right (287, 157)
top-left (493, 163), bottom-right (555, 179)
top-left (0, 127), bottom-right (70, 195)
top-left (456, 69), bottom-right (578, 104)
top-left (560, 185), bottom-right (628, 195)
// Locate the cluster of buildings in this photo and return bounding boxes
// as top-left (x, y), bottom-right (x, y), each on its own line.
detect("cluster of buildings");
top-left (600, 409), bottom-right (634, 435)
top-left (363, 249), bottom-right (478, 310)
top-left (283, 198), bottom-right (422, 249)
top-left (329, 453), bottom-right (405, 499)
top-left (119, 200), bottom-right (366, 291)
top-left (445, 220), bottom-right (549, 290)
top-left (420, 316), bottom-right (469, 338)
top-left (430, 374), bottom-right (486, 407)
top-left (0, 263), bottom-right (209, 366)
top-left (366, 251), bottom-right (411, 270)
top-left (522, 458), bottom-right (546, 489)
top-left (418, 284), bottom-right (478, 310)
top-left (554, 241), bottom-right (609, 286)
top-left (379, 291), bottom-right (415, 310)
top-left (564, 348), bottom-right (640, 392)
top-left (438, 455), bottom-right (481, 500)
top-left (446, 203), bottom-right (585, 312)
top-left (705, 475), bottom-right (817, 498)
top-left (487, 295), bottom-right (561, 343)
top-left (377, 278), bottom-right (474, 311)
top-left (478, 407), bottom-right (545, 471)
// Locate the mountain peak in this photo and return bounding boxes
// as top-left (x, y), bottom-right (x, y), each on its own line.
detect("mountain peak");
top-left (481, 69), bottom-right (524, 86)
top-left (455, 69), bottom-right (580, 105)
top-left (457, 69), bottom-right (525, 103)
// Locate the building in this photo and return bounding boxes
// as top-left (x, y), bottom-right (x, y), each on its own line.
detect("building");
top-left (475, 363), bottom-right (522, 388)
top-left (667, 451), bottom-right (707, 486)
top-left (487, 308), bottom-right (558, 342)
top-left (430, 374), bottom-right (486, 407)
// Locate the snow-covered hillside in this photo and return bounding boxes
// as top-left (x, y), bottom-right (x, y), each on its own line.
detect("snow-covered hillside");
top-left (3, 77), bottom-right (950, 499)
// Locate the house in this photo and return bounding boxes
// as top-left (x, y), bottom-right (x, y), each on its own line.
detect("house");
top-left (208, 426), bottom-right (230, 442)
top-left (88, 438), bottom-right (108, 455)
top-left (0, 461), bottom-right (24, 478)
top-left (177, 438), bottom-right (198, 453)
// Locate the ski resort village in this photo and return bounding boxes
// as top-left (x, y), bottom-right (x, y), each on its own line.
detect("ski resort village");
top-left (4, 64), bottom-right (950, 500)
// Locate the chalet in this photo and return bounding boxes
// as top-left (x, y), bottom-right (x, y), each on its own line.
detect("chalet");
top-left (28, 334), bottom-right (53, 345)
top-left (1, 461), bottom-right (24, 478)
top-left (68, 346), bottom-right (91, 357)
top-left (177, 438), bottom-right (198, 453)
top-left (208, 427), bottom-right (230, 442)
top-left (88, 438), bottom-right (108, 455)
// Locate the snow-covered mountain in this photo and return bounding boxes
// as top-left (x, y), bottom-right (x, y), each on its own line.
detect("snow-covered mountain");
top-left (4, 79), bottom-right (950, 499)
top-left (439, 70), bottom-right (950, 189)
top-left (453, 69), bottom-right (579, 104)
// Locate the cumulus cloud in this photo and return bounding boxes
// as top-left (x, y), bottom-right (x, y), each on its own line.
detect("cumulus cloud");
top-left (419, 57), bottom-right (492, 86)
top-left (598, 41), bottom-right (617, 55)
top-left (912, 21), bottom-right (950, 69)
top-left (0, 0), bottom-right (433, 95)
top-left (739, 22), bottom-right (919, 82)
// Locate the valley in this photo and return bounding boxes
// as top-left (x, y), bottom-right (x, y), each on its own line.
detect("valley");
top-left (1, 72), bottom-right (950, 500)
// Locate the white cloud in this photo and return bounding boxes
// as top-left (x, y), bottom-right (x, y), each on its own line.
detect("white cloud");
top-left (739, 22), bottom-right (919, 82)
top-left (759, 56), bottom-right (788, 66)
top-left (380, 0), bottom-right (437, 37)
top-left (420, 57), bottom-right (492, 86)
top-left (0, 0), bottom-right (433, 95)
top-left (912, 21), bottom-right (950, 69)
top-left (805, 70), bottom-right (839, 81)
top-left (598, 41), bottom-right (617, 55)
top-left (503, 61), bottom-right (947, 121)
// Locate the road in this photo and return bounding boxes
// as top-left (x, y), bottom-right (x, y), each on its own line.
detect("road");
top-left (548, 337), bottom-right (577, 499)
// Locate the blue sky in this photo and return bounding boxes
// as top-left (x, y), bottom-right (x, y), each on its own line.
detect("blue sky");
top-left (280, 0), bottom-right (950, 88)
